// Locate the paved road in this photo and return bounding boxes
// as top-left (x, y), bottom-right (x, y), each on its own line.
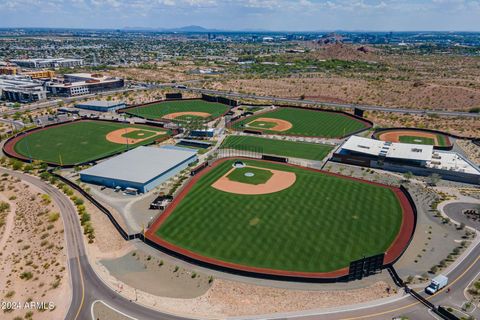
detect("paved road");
top-left (166, 85), bottom-right (480, 118)
top-left (3, 82), bottom-right (479, 121)
top-left (444, 202), bottom-right (480, 231)
top-left (0, 86), bottom-right (142, 117)
top-left (0, 118), bottom-right (24, 130)
top-left (4, 168), bottom-right (480, 320)
top-left (0, 169), bottom-right (190, 320)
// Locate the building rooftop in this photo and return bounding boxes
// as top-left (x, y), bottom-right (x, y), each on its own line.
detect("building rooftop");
top-left (76, 100), bottom-right (125, 107)
top-left (341, 135), bottom-right (433, 162)
top-left (10, 58), bottom-right (82, 63)
top-left (0, 75), bottom-right (46, 90)
top-left (80, 146), bottom-right (197, 184)
top-left (427, 151), bottom-right (480, 175)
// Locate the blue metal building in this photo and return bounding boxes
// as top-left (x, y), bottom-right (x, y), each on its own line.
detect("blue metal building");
top-left (79, 146), bottom-right (197, 193)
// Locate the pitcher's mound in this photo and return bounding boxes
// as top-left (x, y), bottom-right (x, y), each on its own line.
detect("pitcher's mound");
top-left (212, 165), bottom-right (296, 195)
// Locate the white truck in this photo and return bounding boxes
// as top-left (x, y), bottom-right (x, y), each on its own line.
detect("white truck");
top-left (425, 275), bottom-right (448, 294)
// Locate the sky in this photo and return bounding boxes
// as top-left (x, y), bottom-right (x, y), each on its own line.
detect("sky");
top-left (1, 0), bottom-right (480, 31)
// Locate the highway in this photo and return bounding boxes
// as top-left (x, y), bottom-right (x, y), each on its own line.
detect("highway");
top-left (0, 86), bottom-right (141, 117)
top-left (2, 82), bottom-right (479, 120)
top-left (170, 85), bottom-right (480, 118)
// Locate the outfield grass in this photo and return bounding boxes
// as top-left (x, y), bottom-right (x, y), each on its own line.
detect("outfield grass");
top-left (227, 167), bottom-right (273, 185)
top-left (232, 108), bottom-right (368, 137)
top-left (14, 121), bottom-right (167, 165)
top-left (435, 134), bottom-right (450, 147)
top-left (380, 130), bottom-right (452, 147)
top-left (399, 135), bottom-right (435, 145)
top-left (221, 136), bottom-right (334, 161)
top-left (156, 159), bottom-right (403, 273)
top-left (125, 100), bottom-right (230, 121)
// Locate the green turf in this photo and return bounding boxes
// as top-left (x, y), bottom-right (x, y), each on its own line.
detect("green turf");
top-left (221, 136), bottom-right (334, 161)
top-left (227, 167), bottom-right (273, 185)
top-left (398, 135), bottom-right (435, 145)
top-left (121, 130), bottom-right (157, 139)
top-left (125, 100), bottom-right (230, 122)
top-left (247, 120), bottom-right (278, 129)
top-left (156, 159), bottom-right (403, 273)
top-left (435, 134), bottom-right (450, 147)
top-left (232, 108), bottom-right (368, 138)
top-left (14, 121), bottom-right (168, 165)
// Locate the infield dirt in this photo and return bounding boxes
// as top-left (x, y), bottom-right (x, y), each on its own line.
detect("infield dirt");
top-left (106, 127), bottom-right (166, 144)
top-left (247, 117), bottom-right (293, 132)
top-left (211, 165), bottom-right (296, 195)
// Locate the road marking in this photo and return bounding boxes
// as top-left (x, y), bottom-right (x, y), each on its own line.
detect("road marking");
top-left (73, 254), bottom-right (85, 320)
top-left (463, 269), bottom-right (480, 300)
top-left (340, 254), bottom-right (480, 319)
top-left (90, 300), bottom-right (138, 320)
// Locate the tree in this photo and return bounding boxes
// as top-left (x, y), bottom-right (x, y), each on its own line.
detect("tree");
top-left (428, 173), bottom-right (441, 186)
top-left (403, 171), bottom-right (414, 183)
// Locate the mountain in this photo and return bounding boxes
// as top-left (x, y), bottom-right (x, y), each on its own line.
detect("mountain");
top-left (170, 25), bottom-right (210, 32)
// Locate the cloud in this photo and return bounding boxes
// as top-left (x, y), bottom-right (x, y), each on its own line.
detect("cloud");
top-left (0, 0), bottom-right (479, 30)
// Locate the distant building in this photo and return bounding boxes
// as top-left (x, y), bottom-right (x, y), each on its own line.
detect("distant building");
top-left (0, 75), bottom-right (47, 103)
top-left (22, 70), bottom-right (55, 79)
top-left (10, 58), bottom-right (83, 69)
top-left (0, 67), bottom-right (54, 79)
top-left (75, 100), bottom-right (125, 112)
top-left (79, 146), bottom-right (198, 193)
top-left (332, 136), bottom-right (480, 185)
top-left (46, 73), bottom-right (124, 97)
top-left (0, 66), bottom-right (18, 75)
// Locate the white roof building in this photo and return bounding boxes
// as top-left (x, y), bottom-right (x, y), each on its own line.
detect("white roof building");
top-left (340, 135), bottom-right (433, 162)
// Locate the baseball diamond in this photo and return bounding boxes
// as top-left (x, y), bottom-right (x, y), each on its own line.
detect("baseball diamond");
top-left (374, 129), bottom-right (453, 148)
top-left (7, 120), bottom-right (169, 166)
top-left (231, 107), bottom-right (370, 138)
top-left (147, 158), bottom-right (414, 278)
top-left (123, 99), bottom-right (230, 122)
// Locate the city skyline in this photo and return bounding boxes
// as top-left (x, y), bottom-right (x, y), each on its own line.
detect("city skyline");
top-left (1, 0), bottom-right (480, 31)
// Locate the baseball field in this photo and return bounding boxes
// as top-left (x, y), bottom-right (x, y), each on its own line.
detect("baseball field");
top-left (375, 129), bottom-right (452, 148)
top-left (231, 108), bottom-right (370, 138)
top-left (124, 99), bottom-right (230, 122)
top-left (221, 135), bottom-right (334, 161)
top-left (149, 158), bottom-right (411, 276)
top-left (9, 120), bottom-right (169, 165)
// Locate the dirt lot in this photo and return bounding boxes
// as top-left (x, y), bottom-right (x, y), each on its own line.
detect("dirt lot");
top-left (94, 44), bottom-right (480, 113)
top-left (208, 44), bottom-right (480, 112)
top-left (365, 111), bottom-right (480, 137)
top-left (0, 174), bottom-right (69, 320)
